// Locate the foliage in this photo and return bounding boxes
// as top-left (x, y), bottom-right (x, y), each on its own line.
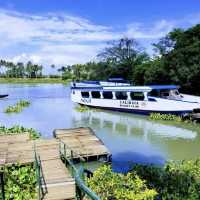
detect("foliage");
top-left (132, 159), bottom-right (200, 200)
top-left (4, 164), bottom-right (36, 200)
top-left (4, 100), bottom-right (31, 114)
top-left (0, 77), bottom-right (67, 84)
top-left (86, 165), bottom-right (157, 200)
top-left (0, 125), bottom-right (40, 139)
top-left (149, 113), bottom-right (182, 122)
top-left (136, 25), bottom-right (200, 95)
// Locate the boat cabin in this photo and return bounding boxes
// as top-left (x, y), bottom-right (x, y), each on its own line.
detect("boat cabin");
top-left (72, 84), bottom-right (182, 102)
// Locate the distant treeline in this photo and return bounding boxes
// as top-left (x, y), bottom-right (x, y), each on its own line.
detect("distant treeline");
top-left (0, 60), bottom-right (43, 78)
top-left (1, 24), bottom-right (200, 95)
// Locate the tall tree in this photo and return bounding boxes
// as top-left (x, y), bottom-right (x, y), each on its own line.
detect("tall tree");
top-left (98, 37), bottom-right (149, 80)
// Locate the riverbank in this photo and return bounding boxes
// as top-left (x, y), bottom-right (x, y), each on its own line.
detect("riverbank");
top-left (0, 78), bottom-right (70, 84)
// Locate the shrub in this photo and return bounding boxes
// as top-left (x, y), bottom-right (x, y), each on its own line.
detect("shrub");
top-left (86, 165), bottom-right (157, 200)
top-left (132, 159), bottom-right (200, 200)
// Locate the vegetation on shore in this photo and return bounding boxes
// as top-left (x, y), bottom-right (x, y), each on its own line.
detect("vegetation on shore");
top-left (0, 77), bottom-right (69, 84)
top-left (132, 159), bottom-right (200, 200)
top-left (4, 100), bottom-right (31, 114)
top-left (87, 165), bottom-right (157, 200)
top-left (87, 159), bottom-right (200, 200)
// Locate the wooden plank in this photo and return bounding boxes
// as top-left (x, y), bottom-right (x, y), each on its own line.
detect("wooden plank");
top-left (0, 133), bottom-right (30, 144)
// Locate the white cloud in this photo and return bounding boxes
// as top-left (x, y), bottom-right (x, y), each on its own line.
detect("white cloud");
top-left (0, 8), bottom-right (199, 73)
top-left (126, 20), bottom-right (176, 39)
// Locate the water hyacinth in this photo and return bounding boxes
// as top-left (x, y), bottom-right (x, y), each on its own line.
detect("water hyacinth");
top-left (0, 125), bottom-right (40, 139)
top-left (4, 100), bottom-right (31, 114)
top-left (75, 104), bottom-right (90, 112)
top-left (149, 113), bottom-right (182, 122)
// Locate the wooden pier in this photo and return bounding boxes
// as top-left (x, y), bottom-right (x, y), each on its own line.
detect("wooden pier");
top-left (0, 127), bottom-right (110, 200)
top-left (54, 127), bottom-right (111, 161)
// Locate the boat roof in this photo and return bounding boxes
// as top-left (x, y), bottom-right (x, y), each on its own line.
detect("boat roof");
top-left (148, 85), bottom-right (179, 90)
top-left (71, 83), bottom-right (179, 92)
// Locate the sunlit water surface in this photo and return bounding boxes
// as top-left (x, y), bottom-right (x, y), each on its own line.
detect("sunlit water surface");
top-left (0, 84), bottom-right (200, 172)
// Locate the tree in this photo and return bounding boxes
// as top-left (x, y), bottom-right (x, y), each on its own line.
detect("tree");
top-left (153, 28), bottom-right (183, 56)
top-left (160, 24), bottom-right (200, 94)
top-left (26, 61), bottom-right (43, 78)
top-left (98, 37), bottom-right (149, 80)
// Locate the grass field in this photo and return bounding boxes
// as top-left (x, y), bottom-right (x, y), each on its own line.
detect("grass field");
top-left (0, 78), bottom-right (70, 84)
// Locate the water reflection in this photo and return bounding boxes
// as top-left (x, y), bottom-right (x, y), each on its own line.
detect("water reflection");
top-left (72, 109), bottom-right (200, 171)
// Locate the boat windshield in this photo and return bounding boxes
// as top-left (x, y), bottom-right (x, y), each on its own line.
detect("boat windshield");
top-left (148, 89), bottom-right (182, 100)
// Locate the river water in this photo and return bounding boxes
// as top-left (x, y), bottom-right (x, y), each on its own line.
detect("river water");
top-left (0, 84), bottom-right (200, 172)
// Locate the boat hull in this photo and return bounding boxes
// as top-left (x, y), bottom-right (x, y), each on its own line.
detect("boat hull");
top-left (71, 88), bottom-right (200, 116)
top-left (79, 103), bottom-right (192, 115)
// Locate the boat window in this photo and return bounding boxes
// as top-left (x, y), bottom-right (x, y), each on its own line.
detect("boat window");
top-left (115, 91), bottom-right (127, 100)
top-left (103, 91), bottom-right (113, 99)
top-left (130, 92), bottom-right (144, 101)
top-left (148, 89), bottom-right (159, 97)
top-left (91, 91), bottom-right (101, 99)
top-left (81, 91), bottom-right (89, 98)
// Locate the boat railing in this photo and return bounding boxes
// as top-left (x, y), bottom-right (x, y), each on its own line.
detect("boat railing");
top-left (59, 140), bottom-right (101, 200)
top-left (34, 145), bottom-right (47, 200)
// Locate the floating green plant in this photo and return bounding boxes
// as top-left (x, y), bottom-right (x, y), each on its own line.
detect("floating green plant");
top-left (0, 125), bottom-right (40, 200)
top-left (4, 164), bottom-right (36, 200)
top-left (75, 104), bottom-right (90, 112)
top-left (149, 113), bottom-right (182, 122)
top-left (0, 125), bottom-right (40, 139)
top-left (4, 100), bottom-right (31, 114)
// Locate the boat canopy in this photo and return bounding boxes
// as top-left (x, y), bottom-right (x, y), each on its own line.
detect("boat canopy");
top-left (71, 83), bottom-right (180, 92)
top-left (148, 85), bottom-right (180, 90)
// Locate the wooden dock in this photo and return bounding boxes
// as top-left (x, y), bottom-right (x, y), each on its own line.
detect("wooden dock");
top-left (54, 127), bottom-right (111, 161)
top-left (0, 127), bottom-right (111, 200)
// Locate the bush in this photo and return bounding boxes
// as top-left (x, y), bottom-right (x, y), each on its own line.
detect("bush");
top-left (132, 159), bottom-right (200, 200)
top-left (86, 165), bottom-right (157, 200)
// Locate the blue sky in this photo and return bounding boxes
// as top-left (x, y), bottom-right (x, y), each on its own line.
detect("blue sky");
top-left (0, 0), bottom-right (199, 73)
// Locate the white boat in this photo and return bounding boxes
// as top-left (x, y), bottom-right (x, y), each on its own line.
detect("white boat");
top-left (71, 79), bottom-right (200, 115)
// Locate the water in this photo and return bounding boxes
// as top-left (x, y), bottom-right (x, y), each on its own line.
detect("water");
top-left (0, 84), bottom-right (200, 172)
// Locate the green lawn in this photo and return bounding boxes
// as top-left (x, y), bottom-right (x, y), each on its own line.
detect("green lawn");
top-left (0, 78), bottom-right (70, 84)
